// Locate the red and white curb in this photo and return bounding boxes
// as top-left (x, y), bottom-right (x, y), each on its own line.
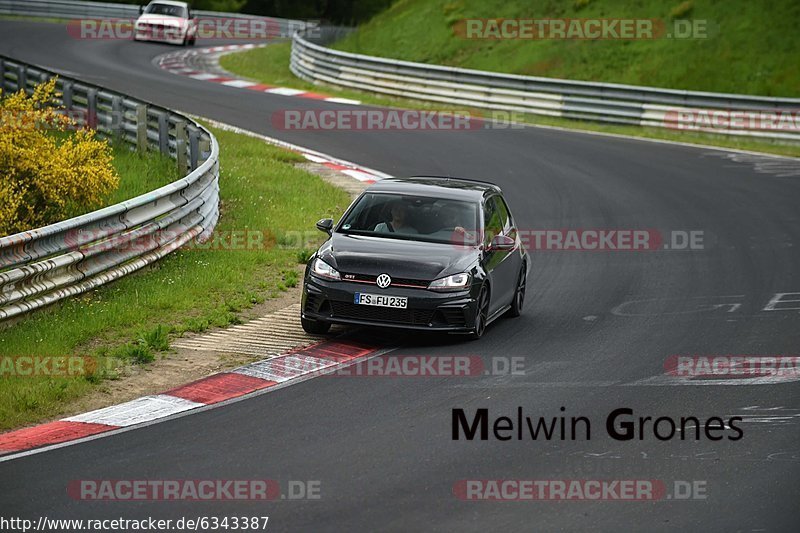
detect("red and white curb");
top-left (155, 44), bottom-right (361, 106)
top-left (0, 339), bottom-right (383, 460)
top-left (196, 117), bottom-right (392, 184)
top-left (158, 47), bottom-right (389, 184)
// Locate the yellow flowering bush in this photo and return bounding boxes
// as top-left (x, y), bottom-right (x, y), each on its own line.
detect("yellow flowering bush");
top-left (0, 78), bottom-right (119, 237)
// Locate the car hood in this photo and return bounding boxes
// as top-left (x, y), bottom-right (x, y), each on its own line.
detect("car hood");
top-left (318, 233), bottom-right (478, 281)
top-left (136, 14), bottom-right (185, 26)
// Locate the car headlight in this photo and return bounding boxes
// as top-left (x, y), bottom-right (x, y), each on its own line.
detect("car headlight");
top-left (428, 272), bottom-right (470, 291)
top-left (311, 257), bottom-right (341, 281)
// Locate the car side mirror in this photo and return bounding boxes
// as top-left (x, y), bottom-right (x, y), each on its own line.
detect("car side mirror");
top-left (488, 234), bottom-right (514, 251)
top-left (316, 218), bottom-right (334, 236)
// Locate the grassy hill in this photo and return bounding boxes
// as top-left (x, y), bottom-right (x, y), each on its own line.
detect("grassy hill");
top-left (332, 0), bottom-right (799, 96)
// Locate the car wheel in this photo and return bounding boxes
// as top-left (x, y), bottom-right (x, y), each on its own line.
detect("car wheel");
top-left (469, 284), bottom-right (490, 340)
top-left (505, 265), bottom-right (526, 318)
top-left (301, 316), bottom-right (331, 335)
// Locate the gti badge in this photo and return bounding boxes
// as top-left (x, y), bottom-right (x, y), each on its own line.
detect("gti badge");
top-left (376, 274), bottom-right (392, 289)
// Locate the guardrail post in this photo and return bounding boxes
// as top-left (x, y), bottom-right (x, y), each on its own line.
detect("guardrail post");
top-left (110, 95), bottom-right (123, 141)
top-left (17, 64), bottom-right (27, 94)
top-left (189, 129), bottom-right (200, 170)
top-left (0, 58), bottom-right (6, 93)
top-left (62, 80), bottom-right (73, 110)
top-left (136, 104), bottom-right (148, 153)
top-left (175, 120), bottom-right (187, 172)
top-left (86, 88), bottom-right (98, 129)
top-left (200, 136), bottom-right (211, 161)
top-left (158, 113), bottom-right (169, 156)
top-left (37, 72), bottom-right (52, 102)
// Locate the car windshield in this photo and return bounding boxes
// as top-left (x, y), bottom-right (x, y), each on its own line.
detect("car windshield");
top-left (337, 192), bottom-right (480, 245)
top-left (144, 3), bottom-right (187, 17)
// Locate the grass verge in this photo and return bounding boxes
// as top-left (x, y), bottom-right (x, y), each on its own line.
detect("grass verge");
top-left (107, 145), bottom-right (181, 206)
top-left (0, 125), bottom-right (350, 431)
top-left (333, 0), bottom-right (799, 97)
top-left (220, 43), bottom-right (800, 158)
top-left (0, 15), bottom-right (71, 24)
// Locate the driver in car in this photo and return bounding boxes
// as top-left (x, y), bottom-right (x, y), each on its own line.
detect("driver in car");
top-left (374, 200), bottom-right (418, 234)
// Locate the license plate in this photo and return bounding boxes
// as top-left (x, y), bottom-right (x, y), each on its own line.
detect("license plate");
top-left (354, 293), bottom-right (408, 308)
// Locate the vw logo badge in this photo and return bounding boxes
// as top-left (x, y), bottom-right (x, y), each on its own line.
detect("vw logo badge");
top-left (376, 274), bottom-right (392, 289)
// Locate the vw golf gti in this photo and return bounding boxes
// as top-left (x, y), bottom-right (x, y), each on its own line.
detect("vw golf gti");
top-left (301, 177), bottom-right (528, 339)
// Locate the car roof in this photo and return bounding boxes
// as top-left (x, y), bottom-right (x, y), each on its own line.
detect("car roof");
top-left (365, 176), bottom-right (502, 201)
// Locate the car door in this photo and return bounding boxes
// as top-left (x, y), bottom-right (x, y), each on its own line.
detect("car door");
top-left (482, 195), bottom-right (519, 314)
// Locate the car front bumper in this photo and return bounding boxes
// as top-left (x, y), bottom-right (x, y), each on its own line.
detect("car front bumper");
top-left (134, 27), bottom-right (186, 45)
top-left (302, 274), bottom-right (479, 332)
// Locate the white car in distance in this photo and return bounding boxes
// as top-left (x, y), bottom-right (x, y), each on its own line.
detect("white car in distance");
top-left (134, 1), bottom-right (197, 46)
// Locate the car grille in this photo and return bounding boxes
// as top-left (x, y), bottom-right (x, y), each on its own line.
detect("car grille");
top-left (304, 292), bottom-right (323, 313)
top-left (330, 301), bottom-right (435, 326)
top-left (340, 273), bottom-right (429, 289)
top-left (137, 23), bottom-right (181, 35)
top-left (437, 308), bottom-right (467, 327)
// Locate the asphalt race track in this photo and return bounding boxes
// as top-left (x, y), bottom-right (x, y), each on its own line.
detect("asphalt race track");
top-left (1, 20), bottom-right (799, 531)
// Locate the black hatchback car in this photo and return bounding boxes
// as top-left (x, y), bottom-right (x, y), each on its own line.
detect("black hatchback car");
top-left (301, 177), bottom-right (528, 339)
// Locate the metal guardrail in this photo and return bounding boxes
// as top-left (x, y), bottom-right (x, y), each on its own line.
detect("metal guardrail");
top-left (0, 56), bottom-right (220, 321)
top-left (290, 33), bottom-right (800, 141)
top-left (0, 0), bottom-right (136, 18)
top-left (0, 0), bottom-right (309, 36)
